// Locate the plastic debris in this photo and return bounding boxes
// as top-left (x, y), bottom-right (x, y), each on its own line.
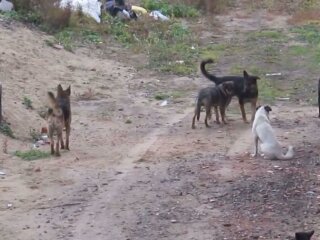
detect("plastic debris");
top-left (160, 100), bottom-right (168, 106)
top-left (266, 73), bottom-right (282, 76)
top-left (0, 0), bottom-right (13, 12)
top-left (149, 10), bottom-right (169, 21)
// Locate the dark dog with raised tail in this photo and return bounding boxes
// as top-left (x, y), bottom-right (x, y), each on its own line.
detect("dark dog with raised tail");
top-left (200, 59), bottom-right (260, 123)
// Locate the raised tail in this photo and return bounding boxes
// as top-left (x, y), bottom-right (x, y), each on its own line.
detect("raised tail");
top-left (200, 59), bottom-right (218, 83)
top-left (278, 145), bottom-right (294, 160)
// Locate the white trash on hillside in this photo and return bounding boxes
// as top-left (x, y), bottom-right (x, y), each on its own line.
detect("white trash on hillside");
top-left (60, 0), bottom-right (101, 23)
top-left (0, 0), bottom-right (14, 12)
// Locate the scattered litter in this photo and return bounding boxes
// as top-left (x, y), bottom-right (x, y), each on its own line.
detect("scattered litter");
top-left (266, 72), bottom-right (282, 76)
top-left (276, 97), bottom-right (290, 101)
top-left (160, 100), bottom-right (168, 107)
top-left (306, 191), bottom-right (315, 195)
top-left (60, 0), bottom-right (102, 23)
top-left (170, 219), bottom-right (177, 223)
top-left (7, 203), bottom-right (13, 208)
top-left (0, 171), bottom-right (6, 176)
top-left (191, 46), bottom-right (196, 50)
top-left (149, 10), bottom-right (169, 21)
top-left (175, 60), bottom-right (184, 64)
top-left (52, 44), bottom-right (64, 50)
top-left (0, 0), bottom-right (14, 12)
top-left (267, 170), bottom-right (274, 174)
top-left (132, 5), bottom-right (147, 15)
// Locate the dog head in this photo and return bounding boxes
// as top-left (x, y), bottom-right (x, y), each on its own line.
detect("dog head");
top-left (47, 92), bottom-right (63, 117)
top-left (295, 230), bottom-right (314, 240)
top-left (57, 84), bottom-right (71, 98)
top-left (243, 70), bottom-right (260, 93)
top-left (221, 81), bottom-right (235, 96)
top-left (256, 105), bottom-right (272, 114)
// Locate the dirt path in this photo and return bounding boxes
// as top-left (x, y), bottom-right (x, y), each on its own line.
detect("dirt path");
top-left (1, 4), bottom-right (320, 240)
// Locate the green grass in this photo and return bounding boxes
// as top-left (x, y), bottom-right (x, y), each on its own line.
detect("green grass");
top-left (292, 24), bottom-right (320, 45)
top-left (15, 149), bottom-right (50, 161)
top-left (155, 93), bottom-right (170, 100)
top-left (200, 44), bottom-right (227, 61)
top-left (140, 0), bottom-right (200, 18)
top-left (288, 45), bottom-right (310, 56)
top-left (22, 96), bottom-right (33, 109)
top-left (258, 78), bottom-right (283, 102)
top-left (0, 123), bottom-right (14, 138)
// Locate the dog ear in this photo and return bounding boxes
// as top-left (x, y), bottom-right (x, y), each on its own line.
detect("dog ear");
top-left (48, 92), bottom-right (56, 107)
top-left (66, 85), bottom-right (71, 96)
top-left (264, 105), bottom-right (272, 112)
top-left (295, 231), bottom-right (314, 240)
top-left (243, 70), bottom-right (249, 78)
top-left (256, 105), bottom-right (262, 111)
top-left (57, 84), bottom-right (63, 95)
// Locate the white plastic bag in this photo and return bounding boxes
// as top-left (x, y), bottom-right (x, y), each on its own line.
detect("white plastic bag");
top-left (60, 0), bottom-right (101, 23)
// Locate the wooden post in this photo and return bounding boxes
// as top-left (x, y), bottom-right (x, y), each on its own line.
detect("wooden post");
top-left (0, 83), bottom-right (2, 124)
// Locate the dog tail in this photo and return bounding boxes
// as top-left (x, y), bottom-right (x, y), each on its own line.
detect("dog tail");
top-left (200, 59), bottom-right (218, 83)
top-left (280, 145), bottom-right (294, 160)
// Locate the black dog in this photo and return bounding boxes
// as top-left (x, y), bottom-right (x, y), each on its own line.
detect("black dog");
top-left (192, 81), bottom-right (234, 129)
top-left (200, 59), bottom-right (260, 123)
top-left (295, 230), bottom-right (314, 240)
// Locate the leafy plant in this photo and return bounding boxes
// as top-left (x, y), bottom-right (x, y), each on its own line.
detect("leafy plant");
top-left (0, 123), bottom-right (14, 138)
top-left (15, 149), bottom-right (50, 161)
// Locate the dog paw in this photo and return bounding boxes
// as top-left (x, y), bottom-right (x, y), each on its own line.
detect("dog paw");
top-left (250, 153), bottom-right (257, 157)
top-left (55, 152), bottom-right (61, 157)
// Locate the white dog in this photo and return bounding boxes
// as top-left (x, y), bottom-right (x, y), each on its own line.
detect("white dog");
top-left (251, 105), bottom-right (294, 160)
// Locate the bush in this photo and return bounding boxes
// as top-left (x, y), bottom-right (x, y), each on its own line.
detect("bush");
top-left (15, 149), bottom-right (50, 160)
top-left (10, 0), bottom-right (71, 31)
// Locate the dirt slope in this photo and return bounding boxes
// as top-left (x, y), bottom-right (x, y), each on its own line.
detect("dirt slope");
top-left (1, 6), bottom-right (320, 240)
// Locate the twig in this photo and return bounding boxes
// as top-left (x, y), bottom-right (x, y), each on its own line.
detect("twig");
top-left (36, 202), bottom-right (82, 210)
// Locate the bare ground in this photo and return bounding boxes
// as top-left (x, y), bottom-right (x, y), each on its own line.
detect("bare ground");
top-left (1, 5), bottom-right (320, 240)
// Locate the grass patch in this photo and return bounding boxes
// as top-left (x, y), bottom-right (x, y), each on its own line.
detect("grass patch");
top-left (15, 149), bottom-right (50, 161)
top-left (22, 96), bottom-right (33, 109)
top-left (288, 45), bottom-right (310, 56)
top-left (0, 122), bottom-right (14, 138)
top-left (155, 93), bottom-right (170, 100)
top-left (200, 44), bottom-right (227, 61)
top-left (248, 30), bottom-right (285, 40)
top-left (141, 0), bottom-right (200, 18)
top-left (258, 78), bottom-right (283, 102)
top-left (291, 24), bottom-right (320, 45)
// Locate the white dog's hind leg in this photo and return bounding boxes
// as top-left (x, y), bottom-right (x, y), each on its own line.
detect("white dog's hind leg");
top-left (251, 135), bottom-right (259, 157)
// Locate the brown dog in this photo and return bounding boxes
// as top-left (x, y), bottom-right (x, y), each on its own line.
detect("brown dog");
top-left (56, 84), bottom-right (71, 150)
top-left (192, 81), bottom-right (234, 129)
top-left (47, 92), bottom-right (64, 156)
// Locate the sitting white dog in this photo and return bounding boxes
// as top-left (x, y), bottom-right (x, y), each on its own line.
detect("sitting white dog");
top-left (251, 105), bottom-right (294, 160)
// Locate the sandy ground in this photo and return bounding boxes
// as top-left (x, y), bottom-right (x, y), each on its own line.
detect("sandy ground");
top-left (1, 4), bottom-right (320, 240)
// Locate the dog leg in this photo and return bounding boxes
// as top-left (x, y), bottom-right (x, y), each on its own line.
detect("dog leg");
top-left (214, 106), bottom-right (220, 124)
top-left (205, 106), bottom-right (211, 128)
top-left (251, 135), bottom-right (259, 157)
top-left (220, 106), bottom-right (227, 124)
top-left (66, 123), bottom-right (71, 150)
top-left (50, 138), bottom-right (55, 155)
top-left (55, 134), bottom-right (61, 157)
top-left (192, 113), bottom-right (196, 129)
top-left (239, 100), bottom-right (248, 123)
top-left (60, 136), bottom-right (65, 149)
